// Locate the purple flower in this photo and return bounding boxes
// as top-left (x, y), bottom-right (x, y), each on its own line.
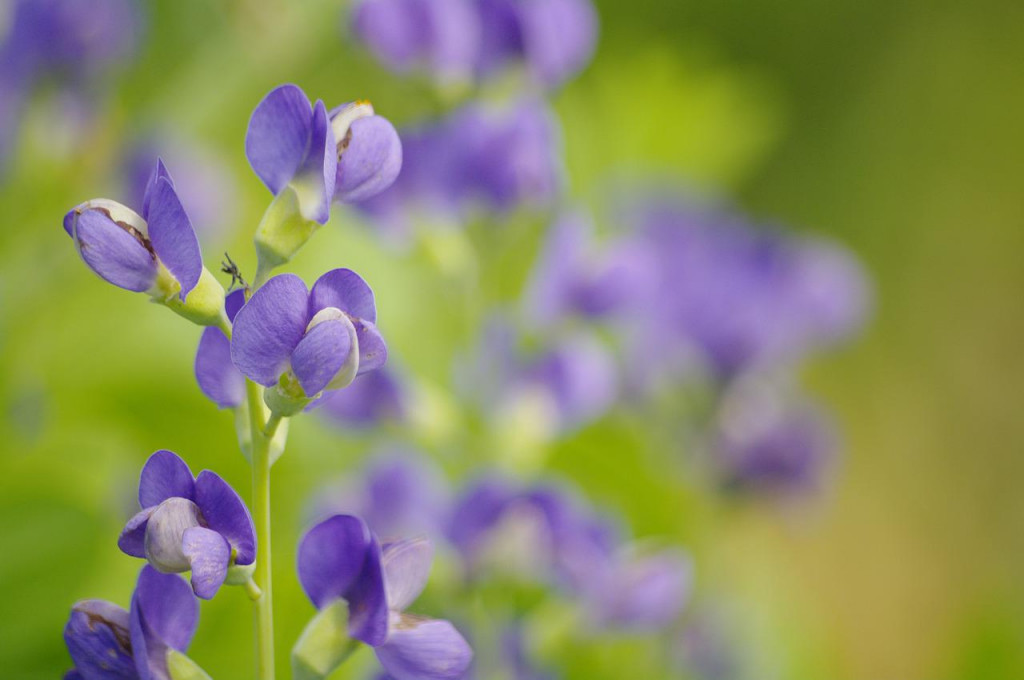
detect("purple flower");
top-left (354, 99), bottom-right (561, 236)
top-left (630, 200), bottom-right (870, 379)
top-left (525, 211), bottom-right (656, 327)
top-left (229, 269), bottom-right (386, 409)
top-left (298, 515), bottom-right (473, 679)
top-left (194, 289), bottom-right (246, 409)
top-left (476, 0), bottom-right (598, 88)
top-left (312, 451), bottom-right (448, 541)
top-left (63, 566), bottom-right (199, 680)
top-left (246, 85), bottom-right (401, 224)
top-left (352, 0), bottom-right (481, 84)
top-left (317, 367), bottom-right (407, 428)
top-left (715, 383), bottom-right (836, 497)
top-left (117, 451), bottom-right (256, 600)
top-left (63, 160), bottom-right (203, 299)
top-left (583, 548), bottom-right (693, 631)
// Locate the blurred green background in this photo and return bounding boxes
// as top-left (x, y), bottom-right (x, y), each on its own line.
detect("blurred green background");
top-left (1, 0), bottom-right (1022, 678)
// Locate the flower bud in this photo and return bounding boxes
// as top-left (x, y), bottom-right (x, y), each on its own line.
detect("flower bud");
top-left (144, 497), bottom-right (204, 573)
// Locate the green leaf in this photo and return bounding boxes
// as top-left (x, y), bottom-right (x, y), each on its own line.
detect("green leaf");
top-left (292, 599), bottom-right (362, 680)
top-left (166, 649), bottom-right (214, 680)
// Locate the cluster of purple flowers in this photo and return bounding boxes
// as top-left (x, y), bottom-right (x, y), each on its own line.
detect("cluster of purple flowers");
top-left (355, 98), bottom-right (563, 242)
top-left (351, 0), bottom-right (598, 88)
top-left (521, 198), bottom-right (870, 496)
top-left (0, 0), bottom-right (141, 175)
top-left (315, 452), bottom-right (691, 676)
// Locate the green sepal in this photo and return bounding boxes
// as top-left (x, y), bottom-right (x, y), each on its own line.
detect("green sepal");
top-left (263, 372), bottom-right (312, 418)
top-left (224, 560), bottom-right (256, 586)
top-left (254, 187), bottom-right (320, 276)
top-left (292, 599), bottom-right (361, 680)
top-left (166, 649), bottom-right (214, 680)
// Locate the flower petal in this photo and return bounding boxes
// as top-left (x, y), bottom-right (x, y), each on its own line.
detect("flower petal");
top-left (375, 616), bottom-right (473, 680)
top-left (346, 534), bottom-right (389, 646)
top-left (64, 600), bottom-right (135, 680)
top-left (245, 84), bottom-right (313, 195)
top-left (309, 268), bottom-right (377, 323)
top-left (182, 526), bottom-right (231, 600)
top-left (354, 319), bottom-right (388, 376)
top-left (224, 288), bottom-right (246, 322)
top-left (139, 450), bottom-right (196, 508)
top-left (145, 498), bottom-right (203, 573)
top-left (130, 566), bottom-right (198, 680)
top-left (297, 514), bottom-right (372, 610)
top-left (70, 207), bottom-right (158, 292)
top-left (289, 99), bottom-right (337, 224)
top-left (230, 273), bottom-right (310, 386)
top-left (146, 175), bottom-right (202, 299)
top-left (195, 327), bottom-right (245, 408)
top-left (194, 470), bottom-right (257, 565)
top-left (141, 158), bottom-right (173, 218)
top-left (290, 317), bottom-right (354, 396)
top-left (118, 506), bottom-right (155, 558)
top-left (382, 537), bottom-right (433, 612)
top-left (336, 115), bottom-right (403, 204)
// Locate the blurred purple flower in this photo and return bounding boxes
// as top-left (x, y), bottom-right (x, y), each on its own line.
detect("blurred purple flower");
top-left (194, 289), bottom-right (246, 409)
top-left (353, 0), bottom-right (481, 84)
top-left (298, 515), bottom-right (473, 679)
top-left (525, 210), bottom-right (656, 327)
top-left (63, 566), bottom-right (198, 680)
top-left (714, 379), bottom-right (836, 497)
top-left (0, 0), bottom-right (142, 174)
top-left (354, 99), bottom-right (561, 236)
top-left (350, 0), bottom-right (598, 88)
top-left (123, 136), bottom-right (239, 244)
top-left (311, 450), bottom-right (449, 541)
top-left (230, 269), bottom-right (386, 400)
top-left (630, 200), bottom-right (870, 379)
top-left (317, 367), bottom-right (407, 429)
top-left (476, 0), bottom-right (598, 88)
top-left (63, 159), bottom-right (203, 299)
top-left (583, 548), bottom-right (693, 632)
top-left (117, 450), bottom-right (256, 599)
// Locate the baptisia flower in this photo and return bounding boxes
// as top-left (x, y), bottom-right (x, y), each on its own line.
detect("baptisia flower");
top-left (230, 268), bottom-right (387, 416)
top-left (297, 515), bottom-right (473, 680)
top-left (62, 160), bottom-right (227, 326)
top-left (117, 450), bottom-right (256, 600)
top-left (246, 84), bottom-right (401, 271)
top-left (63, 565), bottom-right (199, 680)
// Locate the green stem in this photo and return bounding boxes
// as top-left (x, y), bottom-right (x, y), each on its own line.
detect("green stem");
top-left (247, 378), bottom-right (281, 680)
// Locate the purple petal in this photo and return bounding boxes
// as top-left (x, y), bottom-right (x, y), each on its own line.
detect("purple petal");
top-left (592, 551), bottom-right (692, 631)
top-left (316, 368), bottom-right (406, 427)
top-left (291, 318), bottom-right (354, 396)
top-left (130, 566), bottom-right (198, 680)
top-left (336, 115), bottom-right (403, 203)
top-left (375, 616), bottom-right (473, 680)
top-left (518, 0), bottom-right (598, 87)
top-left (70, 207), bottom-right (158, 292)
top-left (194, 470), bottom-right (257, 565)
top-left (289, 99), bottom-right (337, 224)
top-left (382, 537), bottom-right (433, 612)
top-left (297, 514), bottom-right (373, 610)
top-left (346, 534), bottom-right (389, 646)
top-left (64, 600), bottom-right (135, 680)
top-left (309, 268), bottom-right (378, 323)
top-left (138, 450), bottom-right (195, 508)
top-left (245, 84), bottom-right (313, 195)
top-left (141, 158), bottom-right (173, 218)
top-left (230, 274), bottom-right (310, 386)
top-left (446, 476), bottom-right (516, 565)
top-left (354, 319), bottom-right (388, 376)
top-left (224, 288), bottom-right (246, 322)
top-left (182, 527), bottom-right (231, 600)
top-left (145, 498), bottom-right (203, 573)
top-left (118, 506), bottom-right (155, 558)
top-left (146, 176), bottom-right (202, 299)
top-left (195, 327), bottom-right (245, 408)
